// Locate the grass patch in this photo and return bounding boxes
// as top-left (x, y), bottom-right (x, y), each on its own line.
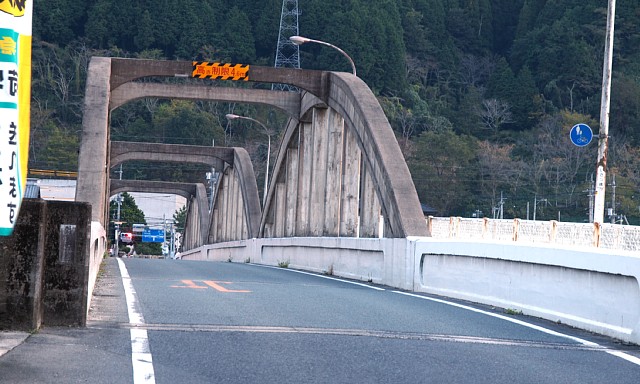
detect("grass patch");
top-left (277, 260), bottom-right (290, 268)
top-left (504, 308), bottom-right (523, 316)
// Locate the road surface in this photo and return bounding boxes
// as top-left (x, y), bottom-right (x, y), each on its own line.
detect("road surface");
top-left (1, 257), bottom-right (639, 383)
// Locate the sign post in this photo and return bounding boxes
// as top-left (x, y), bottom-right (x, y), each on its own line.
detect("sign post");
top-left (0, 1), bottom-right (33, 236)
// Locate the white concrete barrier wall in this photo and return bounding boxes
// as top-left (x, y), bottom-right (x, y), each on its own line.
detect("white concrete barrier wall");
top-left (414, 238), bottom-right (640, 344)
top-left (87, 221), bottom-right (106, 315)
top-left (180, 237), bottom-right (415, 290)
top-left (181, 236), bottom-right (640, 344)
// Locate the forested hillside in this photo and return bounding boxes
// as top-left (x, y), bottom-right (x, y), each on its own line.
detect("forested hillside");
top-left (31, 0), bottom-right (640, 223)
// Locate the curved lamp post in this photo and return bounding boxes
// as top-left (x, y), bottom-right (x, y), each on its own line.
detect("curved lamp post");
top-left (290, 35), bottom-right (357, 76)
top-left (225, 114), bottom-right (272, 208)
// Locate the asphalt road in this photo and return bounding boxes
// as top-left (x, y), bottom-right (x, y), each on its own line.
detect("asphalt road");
top-left (1, 256), bottom-right (639, 383)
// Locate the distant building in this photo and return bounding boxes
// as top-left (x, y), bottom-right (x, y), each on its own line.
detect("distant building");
top-left (28, 179), bottom-right (76, 201)
top-left (25, 179), bottom-right (185, 226)
top-left (125, 192), bottom-right (186, 228)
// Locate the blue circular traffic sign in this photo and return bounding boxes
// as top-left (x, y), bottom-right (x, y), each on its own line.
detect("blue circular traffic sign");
top-left (570, 124), bottom-right (593, 147)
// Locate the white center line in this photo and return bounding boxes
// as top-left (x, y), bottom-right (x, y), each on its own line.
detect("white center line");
top-left (117, 258), bottom-right (156, 384)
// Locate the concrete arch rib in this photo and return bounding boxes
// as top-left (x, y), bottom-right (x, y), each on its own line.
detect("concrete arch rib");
top-left (110, 141), bottom-right (234, 170)
top-left (110, 82), bottom-right (301, 118)
top-left (261, 75), bottom-right (428, 238)
top-left (182, 183), bottom-right (210, 250)
top-left (109, 179), bottom-right (198, 200)
top-left (325, 72), bottom-right (428, 237)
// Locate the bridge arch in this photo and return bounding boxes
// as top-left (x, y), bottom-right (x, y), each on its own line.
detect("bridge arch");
top-left (108, 142), bottom-right (261, 247)
top-left (261, 74), bottom-right (427, 238)
top-left (76, 57), bottom-right (427, 253)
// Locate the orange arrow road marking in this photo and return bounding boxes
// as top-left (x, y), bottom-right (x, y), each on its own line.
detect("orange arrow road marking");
top-left (170, 280), bottom-right (208, 289)
top-left (203, 280), bottom-right (251, 293)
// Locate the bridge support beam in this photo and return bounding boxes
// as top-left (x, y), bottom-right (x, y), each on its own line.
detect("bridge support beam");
top-left (76, 57), bottom-right (112, 226)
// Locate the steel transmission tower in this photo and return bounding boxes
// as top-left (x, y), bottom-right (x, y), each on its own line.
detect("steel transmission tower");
top-left (272, 0), bottom-right (300, 91)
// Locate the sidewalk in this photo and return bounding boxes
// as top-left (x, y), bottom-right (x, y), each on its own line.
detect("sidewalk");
top-left (0, 257), bottom-right (133, 383)
top-left (0, 331), bottom-right (29, 358)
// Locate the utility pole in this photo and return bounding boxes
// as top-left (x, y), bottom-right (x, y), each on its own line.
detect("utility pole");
top-left (272, 0), bottom-right (300, 91)
top-left (587, 175), bottom-right (595, 223)
top-left (593, 0), bottom-right (616, 224)
top-left (610, 173), bottom-right (617, 223)
top-left (170, 222), bottom-right (175, 259)
top-left (533, 195), bottom-right (547, 221)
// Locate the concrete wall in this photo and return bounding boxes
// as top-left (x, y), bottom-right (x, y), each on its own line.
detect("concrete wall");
top-left (181, 237), bottom-right (640, 345)
top-left (180, 237), bottom-right (415, 291)
top-left (0, 200), bottom-right (46, 330)
top-left (0, 200), bottom-right (97, 330)
top-left (414, 239), bottom-right (640, 345)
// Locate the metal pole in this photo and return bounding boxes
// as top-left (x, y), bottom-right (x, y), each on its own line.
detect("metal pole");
top-left (593, 0), bottom-right (616, 224)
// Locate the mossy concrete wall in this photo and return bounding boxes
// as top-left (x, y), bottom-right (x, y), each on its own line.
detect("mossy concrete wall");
top-left (0, 199), bottom-right (91, 330)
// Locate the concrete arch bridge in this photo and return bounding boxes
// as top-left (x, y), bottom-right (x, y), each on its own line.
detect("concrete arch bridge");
top-left (67, 58), bottom-right (640, 346)
top-left (75, 57), bottom-right (428, 257)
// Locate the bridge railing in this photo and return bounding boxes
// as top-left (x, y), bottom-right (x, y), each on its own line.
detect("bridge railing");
top-left (427, 216), bottom-right (640, 252)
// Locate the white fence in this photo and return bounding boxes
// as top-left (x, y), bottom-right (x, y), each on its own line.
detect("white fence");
top-left (427, 217), bottom-right (640, 252)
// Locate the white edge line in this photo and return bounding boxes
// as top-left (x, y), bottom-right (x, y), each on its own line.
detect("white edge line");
top-left (252, 263), bottom-right (385, 291)
top-left (392, 290), bottom-right (640, 367)
top-left (117, 258), bottom-right (156, 384)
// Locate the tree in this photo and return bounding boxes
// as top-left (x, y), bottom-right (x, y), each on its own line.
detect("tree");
top-left (408, 130), bottom-right (478, 215)
top-left (478, 98), bottom-right (513, 134)
top-left (109, 192), bottom-right (146, 230)
top-left (476, 141), bottom-right (526, 216)
top-left (173, 205), bottom-right (187, 233)
top-left (220, 7), bottom-right (256, 63)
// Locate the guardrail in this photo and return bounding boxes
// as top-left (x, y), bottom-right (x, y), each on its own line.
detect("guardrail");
top-left (427, 217), bottom-right (640, 252)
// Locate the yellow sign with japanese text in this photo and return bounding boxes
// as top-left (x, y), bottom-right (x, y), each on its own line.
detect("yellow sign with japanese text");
top-left (0, 0), bottom-right (31, 236)
top-left (192, 62), bottom-right (249, 81)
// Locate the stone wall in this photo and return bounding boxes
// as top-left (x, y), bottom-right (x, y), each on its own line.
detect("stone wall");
top-left (0, 199), bottom-right (91, 330)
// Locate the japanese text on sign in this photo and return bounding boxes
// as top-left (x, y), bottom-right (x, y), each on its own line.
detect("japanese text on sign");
top-left (191, 62), bottom-right (249, 81)
top-left (0, 1), bottom-right (33, 236)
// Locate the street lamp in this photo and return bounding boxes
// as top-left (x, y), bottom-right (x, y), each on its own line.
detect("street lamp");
top-left (290, 35), bottom-right (357, 76)
top-left (225, 114), bottom-right (272, 207)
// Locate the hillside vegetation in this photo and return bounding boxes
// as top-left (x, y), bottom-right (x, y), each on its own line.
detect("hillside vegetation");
top-left (31, 0), bottom-right (640, 223)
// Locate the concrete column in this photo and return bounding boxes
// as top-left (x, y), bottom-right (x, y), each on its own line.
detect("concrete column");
top-left (215, 200), bottom-right (223, 243)
top-left (309, 108), bottom-right (329, 236)
top-left (210, 206), bottom-right (219, 243)
top-left (75, 57), bottom-right (112, 226)
top-left (274, 183), bottom-right (287, 237)
top-left (340, 127), bottom-right (361, 237)
top-left (284, 147), bottom-right (299, 237)
top-left (228, 173), bottom-right (236, 241)
top-left (234, 173), bottom-right (243, 240)
top-left (191, 198), bottom-right (200, 247)
top-left (241, 210), bottom-right (248, 240)
top-left (221, 172), bottom-right (231, 241)
top-left (296, 122), bottom-right (313, 236)
top-left (323, 110), bottom-right (345, 236)
top-left (360, 162), bottom-right (381, 238)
